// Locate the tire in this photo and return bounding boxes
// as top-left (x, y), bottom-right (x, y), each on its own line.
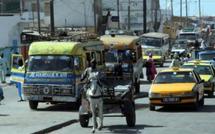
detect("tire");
top-left (135, 80), bottom-right (140, 94)
top-left (79, 114), bottom-right (90, 128)
top-left (29, 100), bottom-right (38, 110)
top-left (160, 63), bottom-right (164, 67)
top-left (149, 104), bottom-right (155, 111)
top-left (208, 86), bottom-right (214, 98)
top-left (199, 96), bottom-right (204, 106)
top-left (192, 94), bottom-right (199, 110)
top-left (124, 100), bottom-right (136, 127)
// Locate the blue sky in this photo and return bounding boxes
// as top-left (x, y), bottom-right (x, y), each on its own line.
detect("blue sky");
top-left (160, 0), bottom-right (215, 16)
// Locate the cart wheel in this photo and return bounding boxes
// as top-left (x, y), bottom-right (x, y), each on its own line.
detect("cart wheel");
top-left (124, 100), bottom-right (136, 127)
top-left (79, 114), bottom-right (90, 127)
top-left (29, 100), bottom-right (38, 110)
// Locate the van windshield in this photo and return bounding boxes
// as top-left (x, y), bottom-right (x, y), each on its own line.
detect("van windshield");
top-left (141, 37), bottom-right (162, 47)
top-left (199, 53), bottom-right (215, 60)
top-left (178, 34), bottom-right (197, 40)
top-left (27, 56), bottom-right (74, 72)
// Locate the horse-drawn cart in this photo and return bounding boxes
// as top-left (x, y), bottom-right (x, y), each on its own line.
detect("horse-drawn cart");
top-left (79, 75), bottom-right (136, 128)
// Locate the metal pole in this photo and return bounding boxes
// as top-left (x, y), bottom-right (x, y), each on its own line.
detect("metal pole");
top-left (128, 0), bottom-right (131, 30)
top-left (50, 0), bottom-right (55, 36)
top-left (143, 0), bottom-right (147, 33)
top-left (37, 0), bottom-right (41, 34)
top-left (117, 0), bottom-right (120, 29)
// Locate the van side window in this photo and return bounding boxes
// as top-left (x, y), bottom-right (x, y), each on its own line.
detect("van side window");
top-left (74, 57), bottom-right (82, 70)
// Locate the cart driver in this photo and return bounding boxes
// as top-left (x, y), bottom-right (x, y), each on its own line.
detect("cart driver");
top-left (80, 59), bottom-right (103, 133)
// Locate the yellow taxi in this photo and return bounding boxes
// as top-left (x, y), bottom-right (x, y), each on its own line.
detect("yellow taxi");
top-left (143, 48), bottom-right (165, 67)
top-left (182, 60), bottom-right (215, 97)
top-left (149, 68), bottom-right (204, 111)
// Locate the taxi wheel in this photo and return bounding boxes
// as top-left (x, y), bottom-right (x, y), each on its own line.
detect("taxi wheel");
top-left (149, 104), bottom-right (156, 111)
top-left (208, 91), bottom-right (214, 98)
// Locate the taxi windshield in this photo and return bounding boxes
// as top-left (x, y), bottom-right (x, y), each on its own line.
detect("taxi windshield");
top-left (154, 71), bottom-right (195, 84)
top-left (28, 56), bottom-right (74, 72)
top-left (182, 65), bottom-right (212, 75)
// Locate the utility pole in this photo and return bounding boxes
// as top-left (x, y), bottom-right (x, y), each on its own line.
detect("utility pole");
top-left (128, 0), bottom-right (131, 30)
top-left (50, 0), bottom-right (55, 36)
top-left (37, 0), bottom-right (41, 34)
top-left (170, 0), bottom-right (173, 18)
top-left (143, 0), bottom-right (147, 33)
top-left (185, 0), bottom-right (188, 26)
top-left (82, 1), bottom-right (87, 30)
top-left (180, 0), bottom-right (182, 25)
top-left (199, 0), bottom-right (201, 20)
top-left (117, 0), bottom-right (120, 29)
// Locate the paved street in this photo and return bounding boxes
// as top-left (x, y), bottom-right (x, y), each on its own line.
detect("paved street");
top-left (1, 61), bottom-right (215, 134)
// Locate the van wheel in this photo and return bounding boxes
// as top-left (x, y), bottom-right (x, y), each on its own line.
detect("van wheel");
top-left (29, 101), bottom-right (38, 110)
top-left (149, 104), bottom-right (155, 111)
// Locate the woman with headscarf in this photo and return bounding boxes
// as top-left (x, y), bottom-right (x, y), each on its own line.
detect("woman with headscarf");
top-left (145, 53), bottom-right (157, 82)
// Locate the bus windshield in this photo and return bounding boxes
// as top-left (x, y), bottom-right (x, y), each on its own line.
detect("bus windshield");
top-left (105, 50), bottom-right (133, 63)
top-left (141, 37), bottom-right (162, 47)
top-left (27, 56), bottom-right (74, 72)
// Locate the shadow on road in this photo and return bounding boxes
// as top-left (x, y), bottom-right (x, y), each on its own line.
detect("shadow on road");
top-left (135, 103), bottom-right (149, 110)
top-left (103, 124), bottom-right (165, 134)
top-left (36, 103), bottom-right (79, 112)
top-left (0, 114), bottom-right (10, 116)
top-left (156, 104), bottom-right (215, 113)
top-left (140, 80), bottom-right (151, 85)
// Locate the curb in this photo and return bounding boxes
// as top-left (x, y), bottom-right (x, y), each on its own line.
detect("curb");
top-left (32, 119), bottom-right (79, 134)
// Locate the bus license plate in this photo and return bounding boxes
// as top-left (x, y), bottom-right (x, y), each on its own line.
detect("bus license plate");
top-left (163, 97), bottom-right (179, 103)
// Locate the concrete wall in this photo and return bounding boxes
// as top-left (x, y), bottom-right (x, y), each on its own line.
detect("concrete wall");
top-left (54, 0), bottom-right (95, 27)
top-left (0, 15), bottom-right (21, 47)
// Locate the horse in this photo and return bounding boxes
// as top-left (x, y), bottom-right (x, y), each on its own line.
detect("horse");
top-left (86, 72), bottom-right (103, 133)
